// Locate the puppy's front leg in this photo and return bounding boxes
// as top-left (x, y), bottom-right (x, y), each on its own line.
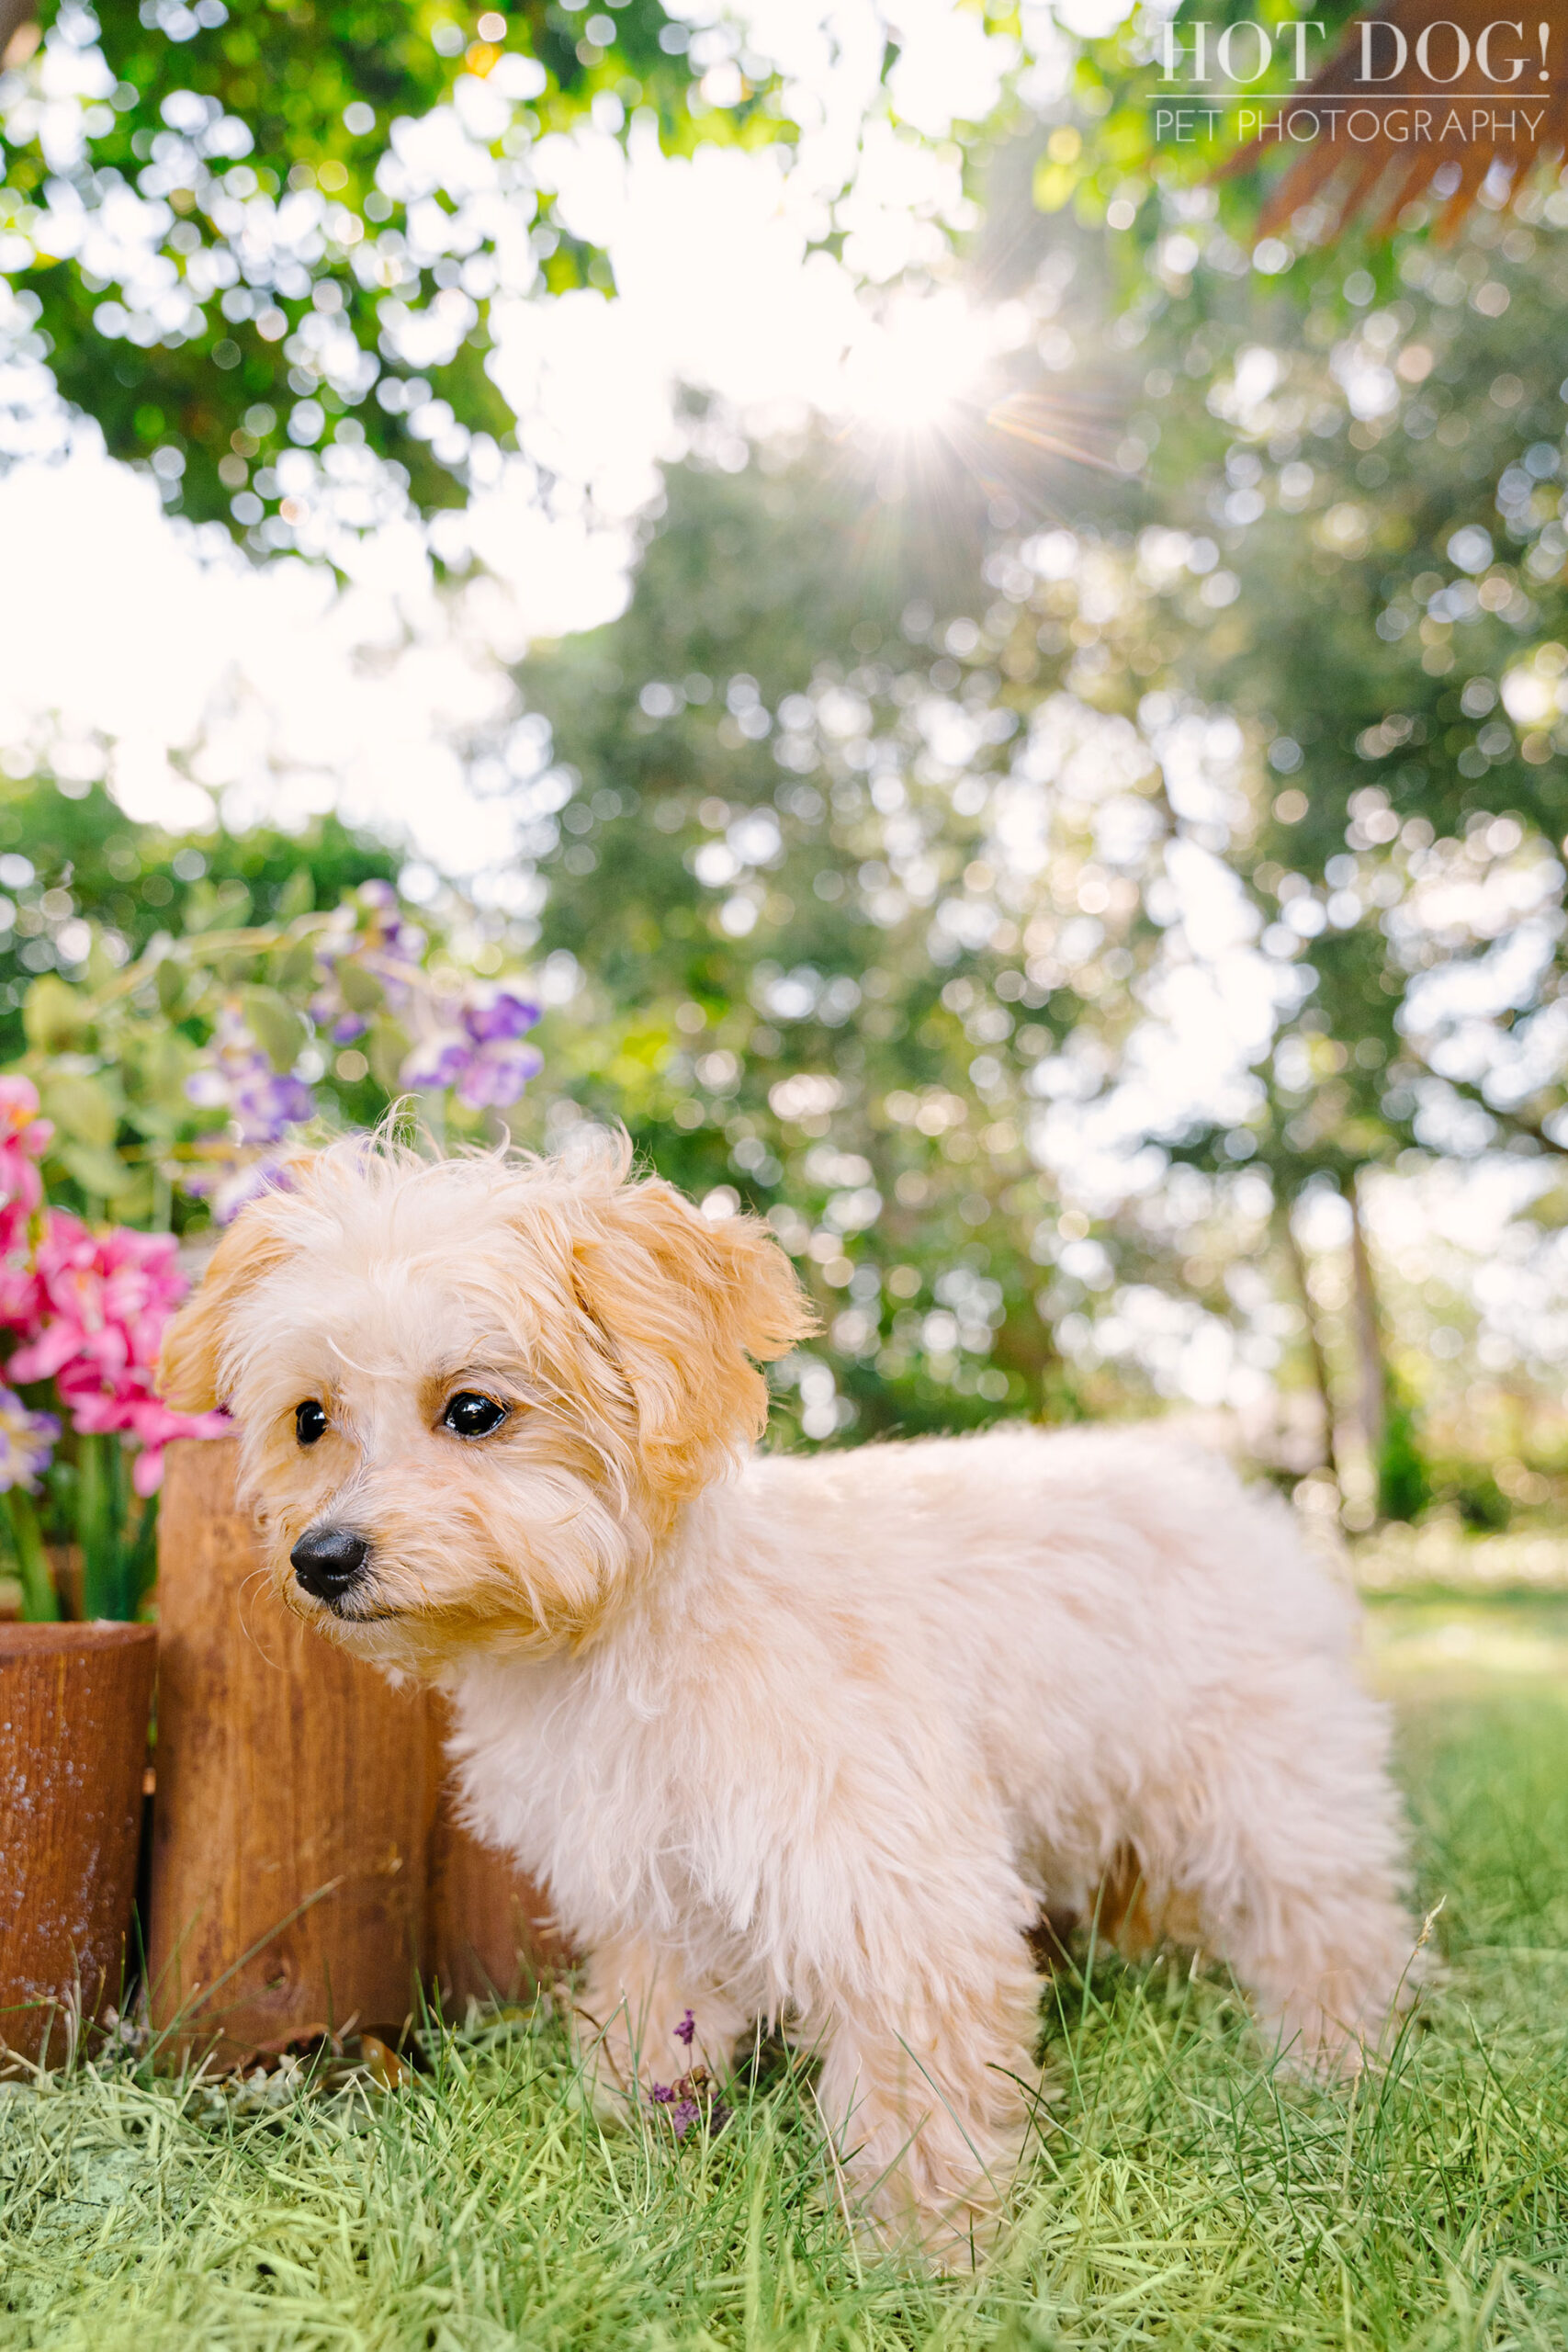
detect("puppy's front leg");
top-left (811, 1905), bottom-right (1043, 2268)
top-left (572, 1933), bottom-right (748, 2123)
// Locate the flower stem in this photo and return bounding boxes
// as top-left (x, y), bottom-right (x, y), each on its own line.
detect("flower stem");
top-left (126, 1489), bottom-right (160, 1619)
top-left (7, 1488), bottom-right (60, 1622)
top-left (78, 1430), bottom-right (123, 1621)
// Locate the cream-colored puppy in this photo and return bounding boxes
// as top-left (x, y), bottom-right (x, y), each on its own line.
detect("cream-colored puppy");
top-left (161, 1133), bottom-right (1416, 2263)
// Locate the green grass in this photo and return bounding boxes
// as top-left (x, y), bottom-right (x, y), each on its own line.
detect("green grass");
top-left (5, 1609), bottom-right (1568, 2350)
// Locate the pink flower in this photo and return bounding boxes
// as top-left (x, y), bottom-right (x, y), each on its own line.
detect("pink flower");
top-left (57, 1375), bottom-right (228, 1493)
top-left (6, 1211), bottom-right (228, 1489)
top-left (0, 1076), bottom-right (52, 1257)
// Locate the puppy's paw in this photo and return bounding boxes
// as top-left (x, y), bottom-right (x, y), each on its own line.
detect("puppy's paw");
top-left (585, 2075), bottom-right (638, 2130)
top-left (568, 2013), bottom-right (637, 2127)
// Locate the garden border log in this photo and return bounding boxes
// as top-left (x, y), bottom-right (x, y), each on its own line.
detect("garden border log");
top-left (0, 1620), bottom-right (157, 2066)
top-left (150, 1439), bottom-right (560, 2064)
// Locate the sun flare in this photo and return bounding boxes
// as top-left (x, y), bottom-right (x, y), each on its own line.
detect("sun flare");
top-left (840, 292), bottom-right (993, 432)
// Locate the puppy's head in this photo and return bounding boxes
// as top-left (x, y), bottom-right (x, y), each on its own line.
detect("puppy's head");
top-left (158, 1132), bottom-right (816, 1671)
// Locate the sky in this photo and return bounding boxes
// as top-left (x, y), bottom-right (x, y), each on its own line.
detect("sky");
top-left (0, 0), bottom-right (1066, 872)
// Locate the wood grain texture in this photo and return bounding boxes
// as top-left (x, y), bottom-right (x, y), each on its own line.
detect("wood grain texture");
top-left (149, 1437), bottom-right (434, 2062)
top-left (149, 1438), bottom-right (564, 2064)
top-left (0, 1621), bottom-right (156, 2065)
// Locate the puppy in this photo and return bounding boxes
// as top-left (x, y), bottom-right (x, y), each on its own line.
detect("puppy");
top-left (160, 1132), bottom-right (1416, 2263)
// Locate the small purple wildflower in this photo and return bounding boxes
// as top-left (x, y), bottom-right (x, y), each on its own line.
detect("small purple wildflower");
top-left (649, 2084), bottom-right (700, 2138)
top-left (674, 2010), bottom-right (695, 2048)
top-left (648, 2062), bottom-right (727, 2143)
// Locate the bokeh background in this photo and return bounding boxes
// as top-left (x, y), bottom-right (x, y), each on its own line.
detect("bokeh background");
top-left (5, 0), bottom-right (1568, 1572)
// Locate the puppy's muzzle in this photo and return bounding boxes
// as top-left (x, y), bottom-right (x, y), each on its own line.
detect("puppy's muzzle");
top-left (291, 1524), bottom-right (371, 1603)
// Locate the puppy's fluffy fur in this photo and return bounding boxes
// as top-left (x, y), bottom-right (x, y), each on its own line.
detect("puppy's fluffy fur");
top-left (161, 1134), bottom-right (1416, 2262)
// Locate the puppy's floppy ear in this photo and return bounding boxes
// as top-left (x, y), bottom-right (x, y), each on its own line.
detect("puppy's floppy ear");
top-left (571, 1174), bottom-right (818, 1505)
top-left (157, 1195), bottom-right (300, 1411)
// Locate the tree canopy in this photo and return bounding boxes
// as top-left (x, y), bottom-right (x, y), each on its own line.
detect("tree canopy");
top-left (0, 0), bottom-right (791, 548)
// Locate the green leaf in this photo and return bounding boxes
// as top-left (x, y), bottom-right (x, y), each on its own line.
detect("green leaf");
top-left (338, 963), bottom-right (385, 1017)
top-left (23, 975), bottom-right (91, 1052)
top-left (58, 1141), bottom-right (141, 1200)
top-left (183, 878), bottom-right (253, 934)
top-left (41, 1072), bottom-right (122, 1151)
top-left (270, 936), bottom-right (318, 991)
top-left (155, 959), bottom-right (187, 1016)
top-left (240, 986), bottom-right (308, 1073)
top-left (84, 936), bottom-right (121, 992)
top-left (367, 1014), bottom-right (412, 1096)
top-left (127, 1031), bottom-right (194, 1126)
top-left (276, 868), bottom-right (316, 921)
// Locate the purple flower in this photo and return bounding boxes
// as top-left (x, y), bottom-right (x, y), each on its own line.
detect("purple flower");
top-left (674, 2011), bottom-right (695, 2048)
top-left (400, 983), bottom-right (543, 1113)
top-left (466, 987), bottom-right (541, 1046)
top-left (648, 2060), bottom-right (726, 2143)
top-left (310, 882), bottom-right (427, 1037)
top-left (649, 2082), bottom-right (700, 2138)
top-left (341, 879), bottom-right (426, 968)
top-left (186, 1008), bottom-right (317, 1148)
top-left (0, 1385), bottom-right (60, 1491)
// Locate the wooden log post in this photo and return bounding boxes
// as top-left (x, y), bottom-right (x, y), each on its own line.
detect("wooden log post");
top-left (149, 1438), bottom-right (558, 2064)
top-left (0, 1622), bottom-right (157, 2066)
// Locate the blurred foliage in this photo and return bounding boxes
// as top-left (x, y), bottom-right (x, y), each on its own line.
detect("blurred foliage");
top-left (0, 0), bottom-right (789, 550)
top-left (1036, 0), bottom-right (1558, 275)
top-left (1378, 1392), bottom-right (1432, 1524)
top-left (510, 447), bottom-right (1264, 1447)
top-left (0, 775), bottom-right (396, 1066)
top-left (501, 166), bottom-right (1568, 1482)
top-left (0, 779), bottom-right (540, 1225)
top-left (1100, 180), bottom-right (1568, 1206)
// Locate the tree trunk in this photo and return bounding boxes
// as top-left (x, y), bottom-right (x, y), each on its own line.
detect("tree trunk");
top-left (1347, 1175), bottom-right (1389, 1464)
top-left (1281, 1203), bottom-right (1341, 1496)
top-left (0, 2), bottom-right (38, 68)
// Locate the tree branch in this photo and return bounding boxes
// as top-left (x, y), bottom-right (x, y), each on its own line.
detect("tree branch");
top-left (0, 0), bottom-right (38, 67)
top-left (1407, 1057), bottom-right (1568, 1162)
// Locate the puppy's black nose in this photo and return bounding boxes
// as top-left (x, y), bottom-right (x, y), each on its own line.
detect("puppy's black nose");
top-left (290, 1525), bottom-right (370, 1600)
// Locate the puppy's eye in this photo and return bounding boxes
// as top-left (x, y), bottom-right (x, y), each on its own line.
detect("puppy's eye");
top-left (295, 1399), bottom-right (328, 1447)
top-left (442, 1391), bottom-right (508, 1441)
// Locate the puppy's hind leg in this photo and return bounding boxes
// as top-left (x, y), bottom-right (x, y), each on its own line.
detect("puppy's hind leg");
top-left (1156, 1665), bottom-right (1418, 2074)
top-left (572, 1931), bottom-right (749, 2122)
